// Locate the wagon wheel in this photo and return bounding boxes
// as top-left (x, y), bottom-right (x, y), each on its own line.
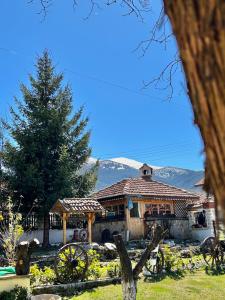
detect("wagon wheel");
top-left (201, 236), bottom-right (216, 266)
top-left (145, 248), bottom-right (164, 275)
top-left (214, 243), bottom-right (224, 266)
top-left (54, 243), bottom-right (88, 283)
top-left (201, 237), bottom-right (224, 267)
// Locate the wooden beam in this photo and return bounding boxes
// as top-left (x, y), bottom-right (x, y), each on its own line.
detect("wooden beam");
top-left (125, 199), bottom-right (130, 242)
top-left (62, 213), bottom-right (67, 245)
top-left (87, 212), bottom-right (94, 244)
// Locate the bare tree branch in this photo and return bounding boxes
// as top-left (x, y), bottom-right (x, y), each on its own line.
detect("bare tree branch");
top-left (142, 55), bottom-right (181, 100)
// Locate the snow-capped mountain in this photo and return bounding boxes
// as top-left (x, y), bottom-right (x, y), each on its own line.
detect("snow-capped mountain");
top-left (110, 157), bottom-right (161, 170)
top-left (87, 157), bottom-right (204, 192)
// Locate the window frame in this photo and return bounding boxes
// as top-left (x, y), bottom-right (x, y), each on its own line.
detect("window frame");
top-left (130, 202), bottom-right (140, 218)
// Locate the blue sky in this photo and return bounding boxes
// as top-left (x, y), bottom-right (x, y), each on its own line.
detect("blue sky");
top-left (0, 1), bottom-right (204, 170)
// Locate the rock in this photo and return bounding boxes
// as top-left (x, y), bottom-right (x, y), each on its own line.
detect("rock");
top-left (163, 239), bottom-right (175, 247)
top-left (103, 243), bottom-right (117, 259)
top-left (104, 243), bottom-right (117, 250)
top-left (90, 242), bottom-right (100, 250)
top-left (143, 267), bottom-right (152, 277)
top-left (180, 249), bottom-right (192, 258)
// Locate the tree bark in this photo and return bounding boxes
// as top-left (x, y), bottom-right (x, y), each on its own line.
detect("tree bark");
top-left (113, 235), bottom-right (137, 300)
top-left (164, 0), bottom-right (225, 223)
top-left (113, 225), bottom-right (166, 300)
top-left (42, 213), bottom-right (50, 248)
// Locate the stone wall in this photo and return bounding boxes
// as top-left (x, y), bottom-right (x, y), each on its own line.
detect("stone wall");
top-left (169, 219), bottom-right (190, 240)
top-left (93, 220), bottom-right (126, 242)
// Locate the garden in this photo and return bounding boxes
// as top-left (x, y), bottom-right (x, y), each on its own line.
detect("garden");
top-left (1, 198), bottom-right (225, 300)
top-left (1, 235), bottom-right (225, 299)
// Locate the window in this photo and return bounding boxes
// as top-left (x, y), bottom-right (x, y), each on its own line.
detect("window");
top-left (105, 205), bottom-right (125, 219)
top-left (130, 202), bottom-right (139, 218)
top-left (144, 203), bottom-right (173, 217)
top-left (193, 210), bottom-right (207, 228)
top-left (118, 204), bottom-right (125, 217)
top-left (106, 206), bottom-right (116, 217)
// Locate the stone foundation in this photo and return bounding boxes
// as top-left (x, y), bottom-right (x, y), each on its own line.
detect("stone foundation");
top-left (93, 221), bottom-right (126, 242)
top-left (169, 219), bottom-right (190, 240)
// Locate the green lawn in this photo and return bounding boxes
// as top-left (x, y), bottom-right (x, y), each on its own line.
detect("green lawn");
top-left (69, 272), bottom-right (225, 300)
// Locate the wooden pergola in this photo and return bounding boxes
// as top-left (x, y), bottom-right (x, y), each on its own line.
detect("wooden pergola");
top-left (50, 198), bottom-right (104, 244)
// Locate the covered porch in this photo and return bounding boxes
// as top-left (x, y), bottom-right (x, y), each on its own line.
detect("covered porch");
top-left (50, 198), bottom-right (104, 244)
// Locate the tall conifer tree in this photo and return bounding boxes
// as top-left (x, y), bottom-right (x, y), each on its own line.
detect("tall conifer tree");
top-left (4, 51), bottom-right (97, 246)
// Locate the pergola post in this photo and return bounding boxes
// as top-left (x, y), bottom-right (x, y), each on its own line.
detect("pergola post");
top-left (87, 212), bottom-right (94, 244)
top-left (62, 213), bottom-right (67, 245)
top-left (125, 198), bottom-right (131, 242)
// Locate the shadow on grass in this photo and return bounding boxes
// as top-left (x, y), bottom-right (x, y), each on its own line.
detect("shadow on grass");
top-left (144, 270), bottom-right (185, 282)
top-left (60, 287), bottom-right (98, 299)
top-left (205, 265), bottom-right (225, 276)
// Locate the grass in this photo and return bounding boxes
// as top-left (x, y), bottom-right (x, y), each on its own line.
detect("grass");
top-left (68, 271), bottom-right (225, 300)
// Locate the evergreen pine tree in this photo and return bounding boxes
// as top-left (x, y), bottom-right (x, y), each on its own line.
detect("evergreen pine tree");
top-left (3, 51), bottom-right (98, 246)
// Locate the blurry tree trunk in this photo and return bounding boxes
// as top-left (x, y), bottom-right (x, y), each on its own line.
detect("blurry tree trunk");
top-left (164, 0), bottom-right (225, 222)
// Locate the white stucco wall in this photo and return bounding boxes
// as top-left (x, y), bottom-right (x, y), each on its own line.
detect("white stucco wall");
top-left (21, 229), bottom-right (75, 244)
top-left (188, 208), bottom-right (215, 241)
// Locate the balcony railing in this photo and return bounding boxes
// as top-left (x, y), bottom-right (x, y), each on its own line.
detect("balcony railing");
top-left (95, 213), bottom-right (125, 223)
top-left (144, 213), bottom-right (176, 220)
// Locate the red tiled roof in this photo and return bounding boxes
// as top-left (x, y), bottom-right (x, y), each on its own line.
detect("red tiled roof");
top-left (51, 198), bottom-right (104, 213)
top-left (92, 177), bottom-right (199, 201)
top-left (187, 192), bottom-right (214, 209)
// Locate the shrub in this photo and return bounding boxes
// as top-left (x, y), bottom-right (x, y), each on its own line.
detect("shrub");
top-left (0, 286), bottom-right (28, 300)
top-left (30, 264), bottom-right (56, 286)
top-left (0, 198), bottom-right (24, 265)
top-left (163, 246), bottom-right (184, 274)
top-left (85, 249), bottom-right (104, 280)
top-left (107, 261), bottom-right (121, 278)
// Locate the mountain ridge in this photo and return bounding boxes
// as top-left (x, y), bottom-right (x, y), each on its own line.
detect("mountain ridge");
top-left (87, 157), bottom-right (204, 192)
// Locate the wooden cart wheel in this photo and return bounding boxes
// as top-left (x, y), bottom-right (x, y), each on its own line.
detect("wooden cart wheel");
top-left (214, 243), bottom-right (224, 266)
top-left (201, 236), bottom-right (224, 267)
top-left (201, 236), bottom-right (216, 266)
top-left (145, 248), bottom-right (164, 275)
top-left (54, 243), bottom-right (88, 283)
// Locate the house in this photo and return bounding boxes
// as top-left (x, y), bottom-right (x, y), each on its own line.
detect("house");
top-left (92, 164), bottom-right (199, 242)
top-left (187, 178), bottom-right (216, 241)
